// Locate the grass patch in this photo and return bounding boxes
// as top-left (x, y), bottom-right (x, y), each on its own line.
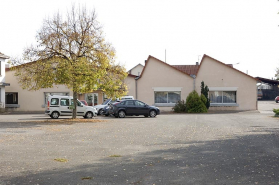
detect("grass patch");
top-left (81, 177), bottom-right (93, 180)
top-left (109, 155), bottom-right (122, 157)
top-left (54, 158), bottom-right (68, 162)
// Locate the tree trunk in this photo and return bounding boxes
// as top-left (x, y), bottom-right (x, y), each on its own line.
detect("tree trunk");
top-left (72, 91), bottom-right (78, 119)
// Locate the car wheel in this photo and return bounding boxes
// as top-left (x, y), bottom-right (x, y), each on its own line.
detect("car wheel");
top-left (118, 110), bottom-right (126, 118)
top-left (98, 109), bottom-right (104, 115)
top-left (277, 101), bottom-right (279, 103)
top-left (51, 111), bottom-right (59, 119)
top-left (149, 110), bottom-right (157, 118)
top-left (85, 111), bottom-right (93, 119)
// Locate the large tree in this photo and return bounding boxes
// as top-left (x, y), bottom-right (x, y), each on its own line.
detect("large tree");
top-left (11, 5), bottom-right (127, 118)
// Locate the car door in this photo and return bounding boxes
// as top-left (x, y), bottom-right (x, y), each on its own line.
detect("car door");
top-left (124, 100), bottom-right (136, 115)
top-left (135, 100), bottom-right (149, 115)
top-left (60, 98), bottom-right (72, 115)
top-left (72, 99), bottom-right (86, 116)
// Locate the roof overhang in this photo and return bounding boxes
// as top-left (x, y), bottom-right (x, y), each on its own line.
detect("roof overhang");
top-left (256, 77), bottom-right (279, 85)
top-left (0, 82), bottom-right (10, 86)
top-left (0, 53), bottom-right (10, 59)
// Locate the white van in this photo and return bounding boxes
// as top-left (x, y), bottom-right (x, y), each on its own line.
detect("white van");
top-left (45, 95), bottom-right (97, 119)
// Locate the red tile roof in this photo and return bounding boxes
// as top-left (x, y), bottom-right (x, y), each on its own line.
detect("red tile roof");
top-left (172, 65), bottom-right (199, 76)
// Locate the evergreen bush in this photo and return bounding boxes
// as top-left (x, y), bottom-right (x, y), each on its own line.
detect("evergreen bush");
top-left (200, 94), bottom-right (207, 107)
top-left (172, 100), bottom-right (187, 113)
top-left (186, 91), bottom-right (207, 113)
top-left (201, 81), bottom-right (210, 109)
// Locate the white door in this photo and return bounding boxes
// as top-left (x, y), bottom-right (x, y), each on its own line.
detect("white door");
top-left (85, 93), bottom-right (98, 106)
top-left (74, 100), bottom-right (86, 116)
top-left (59, 98), bottom-right (72, 115)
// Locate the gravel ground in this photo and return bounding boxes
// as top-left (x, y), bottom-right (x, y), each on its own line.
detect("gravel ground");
top-left (0, 101), bottom-right (279, 185)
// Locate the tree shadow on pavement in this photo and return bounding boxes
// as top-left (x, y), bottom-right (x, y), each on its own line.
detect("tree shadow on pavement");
top-left (1, 128), bottom-right (279, 185)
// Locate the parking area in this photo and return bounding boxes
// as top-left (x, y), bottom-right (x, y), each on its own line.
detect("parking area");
top-left (0, 101), bottom-right (279, 184)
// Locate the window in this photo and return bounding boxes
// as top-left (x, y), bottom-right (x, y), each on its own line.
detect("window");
top-left (209, 91), bottom-right (237, 104)
top-left (5, 92), bottom-right (18, 104)
top-left (135, 100), bottom-right (145, 107)
top-left (44, 92), bottom-right (69, 104)
top-left (125, 100), bottom-right (135, 106)
top-left (71, 99), bottom-right (82, 106)
top-left (50, 98), bottom-right (59, 105)
top-left (154, 91), bottom-right (181, 104)
top-left (60, 99), bottom-right (70, 106)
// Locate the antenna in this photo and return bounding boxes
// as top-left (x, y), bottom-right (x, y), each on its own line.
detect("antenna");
top-left (165, 49), bottom-right (166, 63)
top-left (196, 55), bottom-right (201, 65)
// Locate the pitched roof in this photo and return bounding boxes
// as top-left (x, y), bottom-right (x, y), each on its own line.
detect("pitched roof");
top-left (139, 55), bottom-right (192, 78)
top-left (128, 63), bottom-right (144, 72)
top-left (0, 52), bottom-right (9, 59)
top-left (198, 54), bottom-right (256, 81)
top-left (172, 65), bottom-right (199, 76)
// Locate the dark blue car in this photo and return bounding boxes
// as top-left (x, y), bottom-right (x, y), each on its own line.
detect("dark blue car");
top-left (109, 100), bottom-right (160, 118)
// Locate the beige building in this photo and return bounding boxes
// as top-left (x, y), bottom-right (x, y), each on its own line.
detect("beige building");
top-left (133, 55), bottom-right (257, 111)
top-left (195, 55), bottom-right (257, 111)
top-left (5, 70), bottom-right (137, 112)
top-left (4, 54), bottom-right (257, 112)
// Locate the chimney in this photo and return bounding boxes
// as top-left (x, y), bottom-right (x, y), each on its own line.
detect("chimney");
top-left (196, 62), bottom-right (199, 65)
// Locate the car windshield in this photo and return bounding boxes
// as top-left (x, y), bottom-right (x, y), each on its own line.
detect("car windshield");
top-left (102, 99), bottom-right (111, 105)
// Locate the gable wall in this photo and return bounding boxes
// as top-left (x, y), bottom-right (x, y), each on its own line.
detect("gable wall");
top-left (130, 65), bottom-right (144, 76)
top-left (195, 57), bottom-right (257, 110)
top-left (137, 57), bottom-right (193, 109)
top-left (124, 75), bottom-right (136, 98)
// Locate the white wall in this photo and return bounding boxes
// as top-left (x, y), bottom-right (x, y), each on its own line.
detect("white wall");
top-left (0, 58), bottom-right (6, 108)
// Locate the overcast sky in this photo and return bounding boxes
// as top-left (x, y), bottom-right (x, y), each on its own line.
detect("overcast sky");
top-left (0, 0), bottom-right (278, 79)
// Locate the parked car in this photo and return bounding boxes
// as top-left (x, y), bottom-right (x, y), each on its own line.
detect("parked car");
top-left (102, 100), bottom-right (120, 116)
top-left (94, 96), bottom-right (134, 115)
top-left (79, 100), bottom-right (88, 106)
top-left (109, 99), bottom-right (160, 118)
top-left (275, 96), bottom-right (279, 103)
top-left (94, 98), bottom-right (114, 115)
top-left (45, 95), bottom-right (97, 119)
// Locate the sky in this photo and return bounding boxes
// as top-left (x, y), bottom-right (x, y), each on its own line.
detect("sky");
top-left (0, 0), bottom-right (279, 79)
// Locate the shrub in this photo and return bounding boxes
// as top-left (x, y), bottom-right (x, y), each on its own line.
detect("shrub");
top-left (201, 81), bottom-right (210, 109)
top-left (273, 109), bottom-right (279, 117)
top-left (172, 100), bottom-right (187, 113)
top-left (200, 94), bottom-right (207, 107)
top-left (186, 91), bottom-right (207, 113)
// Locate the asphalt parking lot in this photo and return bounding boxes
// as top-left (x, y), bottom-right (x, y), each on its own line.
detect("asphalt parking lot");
top-left (0, 101), bottom-right (279, 185)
